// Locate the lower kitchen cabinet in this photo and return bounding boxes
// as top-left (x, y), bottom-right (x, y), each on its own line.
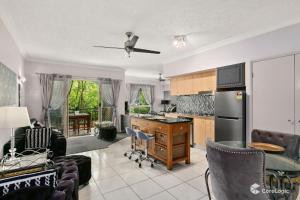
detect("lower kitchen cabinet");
top-left (194, 117), bottom-right (215, 147)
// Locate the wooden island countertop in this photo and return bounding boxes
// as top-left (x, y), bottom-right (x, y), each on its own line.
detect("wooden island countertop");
top-left (130, 116), bottom-right (191, 170)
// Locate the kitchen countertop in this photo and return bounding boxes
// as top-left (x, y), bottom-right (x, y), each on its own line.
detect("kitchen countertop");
top-left (165, 112), bottom-right (215, 120)
top-left (130, 115), bottom-right (192, 124)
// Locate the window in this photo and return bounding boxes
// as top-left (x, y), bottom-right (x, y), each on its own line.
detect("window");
top-left (130, 89), bottom-right (151, 114)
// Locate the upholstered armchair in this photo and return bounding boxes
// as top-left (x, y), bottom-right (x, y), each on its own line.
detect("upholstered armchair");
top-left (205, 140), bottom-right (270, 200)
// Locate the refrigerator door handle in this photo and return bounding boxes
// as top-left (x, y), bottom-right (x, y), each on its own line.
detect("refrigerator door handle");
top-left (216, 116), bottom-right (240, 120)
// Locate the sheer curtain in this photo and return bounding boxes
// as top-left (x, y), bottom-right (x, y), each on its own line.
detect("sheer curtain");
top-left (99, 78), bottom-right (121, 130)
top-left (49, 75), bottom-right (72, 134)
top-left (40, 74), bottom-right (54, 127)
top-left (129, 84), bottom-right (141, 105)
top-left (140, 85), bottom-right (155, 112)
top-left (130, 84), bottom-right (155, 111)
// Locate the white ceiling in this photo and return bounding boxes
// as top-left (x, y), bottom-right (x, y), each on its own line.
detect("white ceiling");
top-left (1, 0), bottom-right (300, 77)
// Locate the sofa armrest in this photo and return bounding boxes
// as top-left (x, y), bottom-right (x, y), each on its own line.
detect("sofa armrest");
top-left (50, 130), bottom-right (66, 158)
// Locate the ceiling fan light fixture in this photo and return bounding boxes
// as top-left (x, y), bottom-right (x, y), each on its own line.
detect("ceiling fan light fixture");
top-left (173, 35), bottom-right (186, 48)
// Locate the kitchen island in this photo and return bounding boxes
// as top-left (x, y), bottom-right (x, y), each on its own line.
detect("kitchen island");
top-left (130, 116), bottom-right (191, 170)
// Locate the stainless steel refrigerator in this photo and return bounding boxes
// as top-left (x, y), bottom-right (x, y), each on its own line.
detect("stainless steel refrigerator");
top-left (215, 90), bottom-right (246, 142)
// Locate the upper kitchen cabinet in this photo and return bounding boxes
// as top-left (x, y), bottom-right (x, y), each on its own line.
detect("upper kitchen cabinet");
top-left (253, 55), bottom-right (295, 134)
top-left (170, 69), bottom-right (216, 96)
top-left (170, 77), bottom-right (179, 95)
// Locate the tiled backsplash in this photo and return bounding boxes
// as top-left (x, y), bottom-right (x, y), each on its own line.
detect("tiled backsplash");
top-left (176, 94), bottom-right (215, 115)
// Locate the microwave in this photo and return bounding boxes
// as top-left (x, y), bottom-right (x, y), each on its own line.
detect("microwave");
top-left (217, 63), bottom-right (245, 89)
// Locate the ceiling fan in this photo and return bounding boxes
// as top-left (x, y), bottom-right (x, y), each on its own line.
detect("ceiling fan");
top-left (93, 32), bottom-right (160, 57)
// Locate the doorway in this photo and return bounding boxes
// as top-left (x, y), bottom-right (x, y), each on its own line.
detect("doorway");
top-left (68, 80), bottom-right (100, 137)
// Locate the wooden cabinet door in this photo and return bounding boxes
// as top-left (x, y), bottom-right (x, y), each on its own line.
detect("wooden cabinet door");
top-left (192, 73), bottom-right (203, 93)
top-left (170, 78), bottom-right (178, 95)
top-left (253, 55), bottom-right (295, 134)
top-left (194, 118), bottom-right (206, 146)
top-left (185, 76), bottom-right (194, 94)
top-left (205, 119), bottom-right (215, 142)
top-left (207, 71), bottom-right (217, 91)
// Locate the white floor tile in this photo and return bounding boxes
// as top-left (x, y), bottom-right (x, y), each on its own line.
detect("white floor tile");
top-left (139, 165), bottom-right (167, 178)
top-left (171, 166), bottom-right (202, 181)
top-left (96, 175), bottom-right (127, 193)
top-left (199, 195), bottom-right (210, 200)
top-left (104, 187), bottom-right (140, 200)
top-left (113, 162), bottom-right (140, 175)
top-left (120, 170), bottom-right (149, 185)
top-left (131, 179), bottom-right (163, 199)
top-left (187, 175), bottom-right (209, 194)
top-left (78, 137), bottom-right (211, 200)
top-left (167, 183), bottom-right (206, 200)
top-left (78, 182), bottom-right (104, 200)
top-left (92, 167), bottom-right (118, 180)
top-left (152, 173), bottom-right (182, 189)
top-left (145, 191), bottom-right (176, 200)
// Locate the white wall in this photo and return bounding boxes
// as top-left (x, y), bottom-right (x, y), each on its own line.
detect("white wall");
top-left (163, 22), bottom-right (300, 143)
top-left (0, 18), bottom-right (24, 156)
top-left (125, 76), bottom-right (163, 112)
top-left (24, 59), bottom-right (126, 125)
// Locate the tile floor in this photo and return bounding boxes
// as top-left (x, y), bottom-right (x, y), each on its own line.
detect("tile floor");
top-left (76, 137), bottom-right (211, 200)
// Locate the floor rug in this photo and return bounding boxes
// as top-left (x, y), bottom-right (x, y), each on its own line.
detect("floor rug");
top-left (66, 133), bottom-right (128, 154)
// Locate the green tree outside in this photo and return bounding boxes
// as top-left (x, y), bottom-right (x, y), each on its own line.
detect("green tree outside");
top-left (68, 80), bottom-right (100, 120)
top-left (130, 89), bottom-right (151, 114)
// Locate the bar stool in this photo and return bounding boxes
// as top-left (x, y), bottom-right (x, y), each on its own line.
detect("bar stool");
top-left (136, 130), bottom-right (155, 168)
top-left (124, 127), bottom-right (138, 160)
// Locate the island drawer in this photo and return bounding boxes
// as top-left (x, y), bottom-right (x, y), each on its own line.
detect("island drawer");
top-left (155, 132), bottom-right (167, 145)
top-left (172, 123), bottom-right (189, 134)
top-left (155, 124), bottom-right (168, 133)
top-left (155, 145), bottom-right (167, 160)
top-left (155, 144), bottom-right (186, 160)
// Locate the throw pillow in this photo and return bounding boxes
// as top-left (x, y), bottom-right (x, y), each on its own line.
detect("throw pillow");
top-left (25, 128), bottom-right (52, 149)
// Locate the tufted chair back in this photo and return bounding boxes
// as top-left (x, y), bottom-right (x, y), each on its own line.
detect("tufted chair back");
top-left (206, 140), bottom-right (270, 200)
top-left (252, 129), bottom-right (300, 159)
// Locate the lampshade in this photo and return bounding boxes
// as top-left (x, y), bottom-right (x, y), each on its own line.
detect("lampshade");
top-left (0, 107), bottom-right (30, 128)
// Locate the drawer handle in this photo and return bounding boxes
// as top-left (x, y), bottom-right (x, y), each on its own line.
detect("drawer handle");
top-left (180, 126), bottom-right (183, 130)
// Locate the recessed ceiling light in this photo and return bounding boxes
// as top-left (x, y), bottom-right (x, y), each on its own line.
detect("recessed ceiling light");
top-left (173, 35), bottom-right (186, 48)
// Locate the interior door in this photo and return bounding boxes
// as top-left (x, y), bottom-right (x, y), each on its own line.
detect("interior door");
top-left (295, 54), bottom-right (300, 135)
top-left (253, 55), bottom-right (295, 134)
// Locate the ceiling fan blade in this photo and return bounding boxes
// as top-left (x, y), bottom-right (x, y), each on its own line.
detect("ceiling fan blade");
top-left (128, 35), bottom-right (139, 47)
top-left (132, 48), bottom-right (160, 54)
top-left (93, 45), bottom-right (124, 50)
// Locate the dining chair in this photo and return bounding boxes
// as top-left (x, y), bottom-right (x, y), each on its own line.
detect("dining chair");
top-left (205, 140), bottom-right (271, 200)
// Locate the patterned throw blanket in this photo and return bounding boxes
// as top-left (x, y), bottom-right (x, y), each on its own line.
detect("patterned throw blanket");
top-left (0, 168), bottom-right (57, 197)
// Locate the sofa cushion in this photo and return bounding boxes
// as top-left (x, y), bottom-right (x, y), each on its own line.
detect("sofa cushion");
top-left (25, 128), bottom-right (52, 149)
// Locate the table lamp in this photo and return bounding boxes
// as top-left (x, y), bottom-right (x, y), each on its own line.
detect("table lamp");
top-left (0, 107), bottom-right (30, 162)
